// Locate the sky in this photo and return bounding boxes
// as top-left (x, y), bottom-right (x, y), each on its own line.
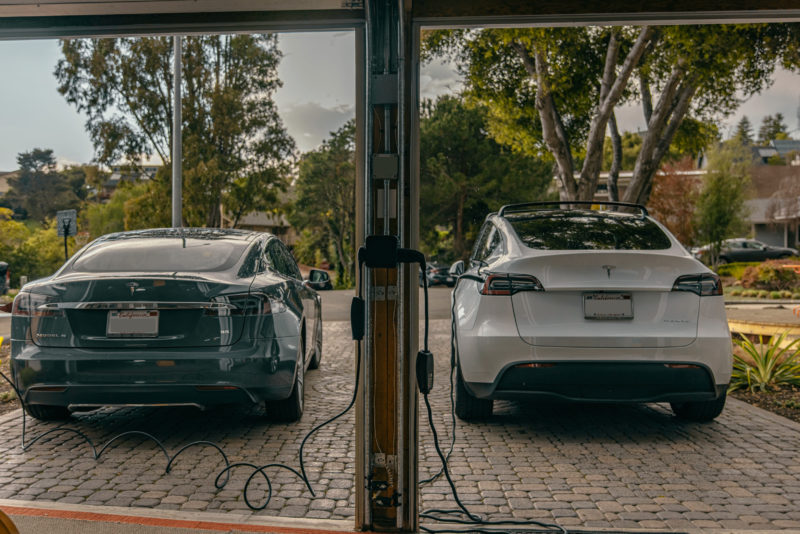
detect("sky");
top-left (0, 31), bottom-right (799, 171)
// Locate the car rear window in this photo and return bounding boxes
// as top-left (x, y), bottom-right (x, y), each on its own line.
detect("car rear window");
top-left (506, 212), bottom-right (672, 250)
top-left (72, 238), bottom-right (248, 272)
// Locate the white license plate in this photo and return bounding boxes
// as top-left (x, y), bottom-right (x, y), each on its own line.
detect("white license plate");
top-left (107, 310), bottom-right (159, 337)
top-left (584, 293), bottom-right (633, 320)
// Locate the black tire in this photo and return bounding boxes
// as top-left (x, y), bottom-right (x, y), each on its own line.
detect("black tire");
top-left (308, 315), bottom-right (322, 370)
top-left (25, 404), bottom-right (71, 421)
top-left (455, 369), bottom-right (492, 421)
top-left (671, 390), bottom-right (727, 422)
top-left (265, 343), bottom-right (305, 422)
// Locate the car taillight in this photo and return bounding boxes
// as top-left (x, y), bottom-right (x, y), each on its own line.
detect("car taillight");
top-left (12, 291), bottom-right (64, 317)
top-left (480, 273), bottom-right (544, 296)
top-left (219, 293), bottom-right (287, 316)
top-left (671, 273), bottom-right (722, 296)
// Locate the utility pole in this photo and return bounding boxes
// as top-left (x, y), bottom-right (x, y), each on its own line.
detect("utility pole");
top-left (172, 35), bottom-right (183, 228)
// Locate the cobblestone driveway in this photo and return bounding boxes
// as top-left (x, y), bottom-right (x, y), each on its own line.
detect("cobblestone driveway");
top-left (1, 320), bottom-right (799, 531)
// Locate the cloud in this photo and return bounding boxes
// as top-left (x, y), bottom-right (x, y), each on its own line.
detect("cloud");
top-left (279, 102), bottom-right (355, 153)
top-left (420, 58), bottom-right (463, 101)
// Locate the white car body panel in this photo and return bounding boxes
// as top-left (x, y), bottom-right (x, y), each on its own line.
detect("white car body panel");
top-left (454, 209), bottom-right (733, 401)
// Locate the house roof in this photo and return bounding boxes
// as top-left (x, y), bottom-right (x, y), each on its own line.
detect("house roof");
top-left (772, 139), bottom-right (800, 158)
top-left (748, 165), bottom-right (800, 198)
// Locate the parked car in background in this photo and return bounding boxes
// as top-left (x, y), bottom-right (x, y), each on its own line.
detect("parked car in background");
top-left (419, 262), bottom-right (456, 287)
top-left (10, 228), bottom-right (322, 422)
top-left (305, 269), bottom-right (333, 291)
top-left (0, 262), bottom-right (8, 295)
top-left (451, 201), bottom-right (732, 423)
top-left (693, 238), bottom-right (798, 264)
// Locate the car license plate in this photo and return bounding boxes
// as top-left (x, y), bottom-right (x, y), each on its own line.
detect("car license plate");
top-left (107, 310), bottom-right (159, 337)
top-left (584, 293), bottom-right (632, 320)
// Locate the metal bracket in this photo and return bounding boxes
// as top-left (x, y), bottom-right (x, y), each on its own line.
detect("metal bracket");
top-left (371, 74), bottom-right (398, 104)
top-left (386, 285), bottom-right (398, 301)
top-left (373, 492), bottom-right (401, 508)
top-left (372, 154), bottom-right (398, 181)
top-left (371, 286), bottom-right (386, 301)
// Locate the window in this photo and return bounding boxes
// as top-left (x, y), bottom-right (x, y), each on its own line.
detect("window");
top-left (506, 212), bottom-right (671, 251)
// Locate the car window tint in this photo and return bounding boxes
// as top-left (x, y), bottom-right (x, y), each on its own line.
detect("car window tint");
top-left (506, 212), bottom-right (671, 250)
top-left (74, 238), bottom-right (249, 272)
top-left (238, 243), bottom-right (264, 278)
top-left (279, 244), bottom-right (302, 280)
top-left (265, 241), bottom-right (287, 276)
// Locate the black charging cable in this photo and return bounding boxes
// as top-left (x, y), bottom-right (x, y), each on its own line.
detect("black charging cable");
top-left (417, 271), bottom-right (569, 534)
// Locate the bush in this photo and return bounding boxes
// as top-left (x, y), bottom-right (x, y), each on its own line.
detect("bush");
top-left (770, 291), bottom-right (782, 299)
top-left (716, 261), bottom-right (760, 279)
top-left (730, 333), bottom-right (800, 392)
top-left (740, 260), bottom-right (800, 291)
top-left (741, 289), bottom-right (756, 298)
top-left (729, 289), bottom-right (742, 296)
top-left (781, 290), bottom-right (793, 299)
top-left (757, 290), bottom-right (769, 299)
top-left (793, 292), bottom-right (800, 300)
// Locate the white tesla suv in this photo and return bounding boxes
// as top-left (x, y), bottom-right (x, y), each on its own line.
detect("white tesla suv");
top-left (452, 202), bottom-right (732, 422)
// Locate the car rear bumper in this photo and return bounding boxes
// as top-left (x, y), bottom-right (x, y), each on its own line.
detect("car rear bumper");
top-left (463, 361), bottom-right (726, 403)
top-left (10, 336), bottom-right (299, 409)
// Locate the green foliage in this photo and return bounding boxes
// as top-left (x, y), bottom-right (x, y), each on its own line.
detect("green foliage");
top-left (424, 24), bottom-right (799, 204)
top-left (715, 261), bottom-right (760, 279)
top-left (694, 142), bottom-right (752, 267)
top-left (82, 180), bottom-right (150, 238)
top-left (419, 95), bottom-right (552, 261)
top-left (733, 116), bottom-right (754, 145)
top-left (757, 113), bottom-right (789, 144)
top-left (0, 219), bottom-right (73, 287)
top-left (4, 148), bottom-right (82, 222)
top-left (731, 333), bottom-right (800, 392)
top-left (289, 120), bottom-right (356, 288)
top-left (740, 260), bottom-right (800, 291)
top-left (55, 35), bottom-right (295, 227)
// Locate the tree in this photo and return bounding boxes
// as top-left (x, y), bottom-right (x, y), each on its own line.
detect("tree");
top-left (4, 149), bottom-right (81, 222)
top-left (733, 116), bottom-right (754, 145)
top-left (82, 180), bottom-right (150, 238)
top-left (757, 113), bottom-right (790, 144)
top-left (55, 35), bottom-right (296, 226)
top-left (694, 142), bottom-right (752, 267)
top-left (290, 120), bottom-right (356, 288)
top-left (419, 96), bottom-right (552, 260)
top-left (646, 157), bottom-right (700, 245)
top-left (424, 24), bottom-right (798, 205)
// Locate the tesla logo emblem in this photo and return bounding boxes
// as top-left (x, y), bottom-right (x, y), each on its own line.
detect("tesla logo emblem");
top-left (126, 282), bottom-right (140, 296)
top-left (602, 265), bottom-right (615, 279)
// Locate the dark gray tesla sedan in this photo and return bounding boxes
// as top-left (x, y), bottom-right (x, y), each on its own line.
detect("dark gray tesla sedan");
top-left (10, 228), bottom-right (323, 422)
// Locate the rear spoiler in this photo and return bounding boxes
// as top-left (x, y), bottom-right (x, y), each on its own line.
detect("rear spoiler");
top-left (498, 201), bottom-right (648, 218)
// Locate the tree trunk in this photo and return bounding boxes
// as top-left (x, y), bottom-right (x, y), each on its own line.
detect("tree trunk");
top-left (608, 111), bottom-right (622, 202)
top-left (577, 27), bottom-right (653, 201)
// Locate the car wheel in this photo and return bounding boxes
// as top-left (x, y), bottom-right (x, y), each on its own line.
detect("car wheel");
top-left (266, 342), bottom-right (305, 422)
top-left (308, 314), bottom-right (322, 370)
top-left (25, 404), bottom-right (71, 421)
top-left (455, 368), bottom-right (492, 421)
top-left (670, 390), bottom-right (726, 422)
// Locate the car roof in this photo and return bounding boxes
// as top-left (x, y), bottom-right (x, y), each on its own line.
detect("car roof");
top-left (94, 227), bottom-right (264, 244)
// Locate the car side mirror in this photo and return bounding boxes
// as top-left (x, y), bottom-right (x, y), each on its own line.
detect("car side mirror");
top-left (449, 260), bottom-right (464, 276)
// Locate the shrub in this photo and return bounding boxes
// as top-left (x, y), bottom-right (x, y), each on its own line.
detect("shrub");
top-left (740, 260), bottom-right (800, 291)
top-left (793, 292), bottom-right (800, 300)
top-left (757, 290), bottom-right (769, 299)
top-left (741, 289), bottom-right (756, 298)
top-left (781, 290), bottom-right (793, 299)
top-left (769, 291), bottom-right (782, 299)
top-left (716, 261), bottom-right (760, 280)
top-left (730, 333), bottom-right (800, 392)
top-left (729, 289), bottom-right (742, 297)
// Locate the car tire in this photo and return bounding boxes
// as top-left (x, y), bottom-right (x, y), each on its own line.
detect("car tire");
top-left (266, 343), bottom-right (305, 422)
top-left (25, 404), bottom-right (71, 421)
top-left (670, 390), bottom-right (727, 422)
top-left (308, 315), bottom-right (322, 370)
top-left (455, 369), bottom-right (492, 421)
